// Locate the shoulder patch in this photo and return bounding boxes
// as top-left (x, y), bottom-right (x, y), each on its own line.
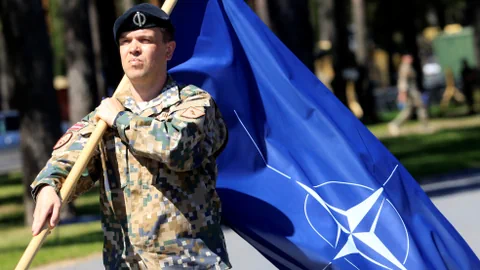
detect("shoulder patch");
top-left (180, 107), bottom-right (205, 119)
top-left (67, 122), bottom-right (87, 132)
top-left (53, 132), bottom-right (73, 150)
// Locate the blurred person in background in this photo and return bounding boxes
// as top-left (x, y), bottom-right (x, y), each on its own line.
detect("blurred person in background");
top-left (388, 54), bottom-right (430, 136)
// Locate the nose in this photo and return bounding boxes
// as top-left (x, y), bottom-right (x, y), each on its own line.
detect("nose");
top-left (128, 39), bottom-right (141, 56)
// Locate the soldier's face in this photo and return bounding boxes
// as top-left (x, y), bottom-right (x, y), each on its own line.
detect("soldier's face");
top-left (118, 28), bottom-right (176, 83)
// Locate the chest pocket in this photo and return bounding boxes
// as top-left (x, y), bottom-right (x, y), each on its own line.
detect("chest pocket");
top-left (168, 98), bottom-right (210, 117)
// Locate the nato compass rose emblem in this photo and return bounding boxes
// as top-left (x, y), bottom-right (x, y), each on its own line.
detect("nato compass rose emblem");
top-left (298, 165), bottom-right (410, 270)
top-left (234, 111), bottom-right (410, 269)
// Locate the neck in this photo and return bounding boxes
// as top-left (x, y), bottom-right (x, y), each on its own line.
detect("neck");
top-left (130, 73), bottom-right (168, 102)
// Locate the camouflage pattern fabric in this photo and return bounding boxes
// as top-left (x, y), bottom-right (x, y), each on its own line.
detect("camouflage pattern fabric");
top-left (31, 75), bottom-right (231, 269)
top-left (397, 61), bottom-right (417, 93)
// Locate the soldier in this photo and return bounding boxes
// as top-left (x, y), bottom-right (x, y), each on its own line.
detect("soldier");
top-left (388, 54), bottom-right (430, 136)
top-left (30, 3), bottom-right (231, 269)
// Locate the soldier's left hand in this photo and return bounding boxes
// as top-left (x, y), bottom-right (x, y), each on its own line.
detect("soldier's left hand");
top-left (95, 98), bottom-right (125, 127)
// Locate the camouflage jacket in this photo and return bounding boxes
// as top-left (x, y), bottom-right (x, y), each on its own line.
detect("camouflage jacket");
top-left (31, 76), bottom-right (231, 269)
top-left (397, 62), bottom-right (417, 93)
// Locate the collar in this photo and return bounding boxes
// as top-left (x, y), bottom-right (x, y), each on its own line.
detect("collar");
top-left (115, 74), bottom-right (181, 117)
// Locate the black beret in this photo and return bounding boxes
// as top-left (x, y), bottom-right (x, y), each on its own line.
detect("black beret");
top-left (113, 3), bottom-right (175, 45)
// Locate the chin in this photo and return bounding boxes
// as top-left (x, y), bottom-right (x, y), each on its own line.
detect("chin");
top-left (126, 72), bottom-right (146, 81)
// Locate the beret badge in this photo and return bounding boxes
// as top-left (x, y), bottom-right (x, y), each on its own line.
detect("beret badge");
top-left (133, 11), bottom-right (147, 27)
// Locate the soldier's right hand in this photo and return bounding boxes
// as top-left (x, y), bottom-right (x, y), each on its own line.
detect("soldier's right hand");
top-left (32, 186), bottom-right (62, 236)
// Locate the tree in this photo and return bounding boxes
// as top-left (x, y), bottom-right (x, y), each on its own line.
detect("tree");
top-left (0, 0), bottom-right (63, 225)
top-left (351, 0), bottom-right (378, 123)
top-left (253, 0), bottom-right (271, 27)
top-left (466, 0), bottom-right (480, 69)
top-left (95, 0), bottom-right (124, 95)
top-left (352, 0), bottom-right (367, 66)
top-left (267, 0), bottom-right (315, 71)
top-left (123, 0), bottom-right (134, 10)
top-left (330, 0), bottom-right (350, 106)
top-left (400, 0), bottom-right (424, 92)
top-left (316, 0), bottom-right (334, 43)
top-left (0, 23), bottom-right (14, 111)
top-left (60, 0), bottom-right (99, 123)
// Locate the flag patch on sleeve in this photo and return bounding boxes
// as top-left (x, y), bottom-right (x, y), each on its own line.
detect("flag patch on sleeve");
top-left (53, 132), bottom-right (73, 150)
top-left (67, 122), bottom-right (86, 132)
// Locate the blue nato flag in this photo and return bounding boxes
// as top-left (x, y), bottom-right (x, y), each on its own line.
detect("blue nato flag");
top-left (168, 0), bottom-right (480, 269)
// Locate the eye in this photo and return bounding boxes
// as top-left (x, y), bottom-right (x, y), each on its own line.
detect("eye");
top-left (140, 37), bottom-right (153, 44)
top-left (119, 39), bottom-right (130, 46)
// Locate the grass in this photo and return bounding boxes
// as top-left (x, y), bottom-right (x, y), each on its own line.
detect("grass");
top-left (0, 222), bottom-right (103, 269)
top-left (0, 173), bottom-right (102, 268)
top-left (0, 111), bottom-right (479, 267)
top-left (380, 125), bottom-right (480, 179)
top-left (368, 107), bottom-right (480, 179)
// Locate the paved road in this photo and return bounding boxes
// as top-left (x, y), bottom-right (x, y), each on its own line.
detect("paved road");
top-left (34, 174), bottom-right (480, 270)
top-left (425, 173), bottom-right (480, 256)
top-left (432, 189), bottom-right (480, 256)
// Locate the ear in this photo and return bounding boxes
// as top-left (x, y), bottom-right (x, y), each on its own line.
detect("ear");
top-left (166, 41), bottom-right (176, 61)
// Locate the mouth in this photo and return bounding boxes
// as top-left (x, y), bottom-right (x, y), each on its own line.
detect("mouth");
top-left (129, 59), bottom-right (143, 65)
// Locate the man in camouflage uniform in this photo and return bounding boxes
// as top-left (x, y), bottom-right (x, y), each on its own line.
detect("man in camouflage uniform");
top-left (388, 54), bottom-right (429, 136)
top-left (30, 3), bottom-right (231, 269)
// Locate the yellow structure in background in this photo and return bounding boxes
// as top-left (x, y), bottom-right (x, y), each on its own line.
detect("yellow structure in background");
top-left (372, 49), bottom-right (390, 88)
top-left (444, 24), bottom-right (463, 35)
top-left (440, 68), bottom-right (466, 110)
top-left (423, 26), bottom-right (441, 42)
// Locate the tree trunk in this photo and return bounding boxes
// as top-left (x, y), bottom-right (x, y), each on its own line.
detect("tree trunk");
top-left (0, 25), bottom-right (14, 111)
top-left (149, 0), bottom-right (161, 7)
top-left (95, 0), bottom-right (123, 96)
top-left (123, 0), bottom-right (134, 10)
top-left (0, 0), bottom-right (63, 225)
top-left (352, 0), bottom-right (366, 66)
top-left (60, 0), bottom-right (98, 123)
top-left (267, 0), bottom-right (315, 71)
top-left (432, 1), bottom-right (446, 29)
top-left (88, 0), bottom-right (107, 101)
top-left (254, 0), bottom-right (271, 28)
top-left (401, 0), bottom-right (423, 92)
top-left (351, 0), bottom-right (378, 123)
top-left (331, 0), bottom-right (349, 105)
top-left (316, 0), bottom-right (334, 43)
top-left (466, 0), bottom-right (480, 69)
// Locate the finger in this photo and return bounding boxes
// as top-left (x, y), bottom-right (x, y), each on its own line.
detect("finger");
top-left (36, 206), bottom-right (53, 234)
top-left (32, 208), bottom-right (47, 236)
top-left (32, 213), bottom-right (41, 236)
top-left (50, 202), bottom-right (61, 228)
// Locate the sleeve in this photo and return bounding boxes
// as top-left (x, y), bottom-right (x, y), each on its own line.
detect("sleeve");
top-left (113, 92), bottom-right (227, 172)
top-left (30, 113), bottom-right (102, 203)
